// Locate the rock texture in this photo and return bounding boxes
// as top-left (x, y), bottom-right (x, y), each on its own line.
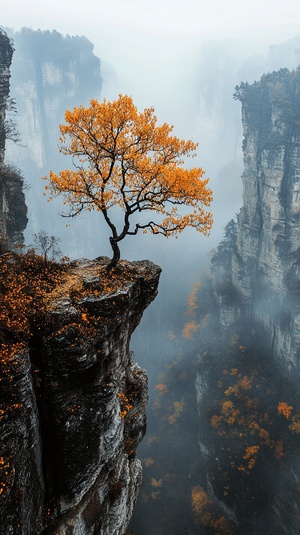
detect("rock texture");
top-left (0, 163), bottom-right (28, 248)
top-left (6, 29), bottom-right (102, 175)
top-left (1, 258), bottom-right (161, 535)
top-left (0, 31), bottom-right (13, 162)
top-left (196, 67), bottom-right (300, 535)
top-left (213, 68), bottom-right (300, 374)
top-left (5, 29), bottom-right (102, 257)
top-left (0, 30), bottom-right (27, 248)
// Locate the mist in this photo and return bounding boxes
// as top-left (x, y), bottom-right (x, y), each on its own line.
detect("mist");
top-left (2, 3), bottom-right (300, 532)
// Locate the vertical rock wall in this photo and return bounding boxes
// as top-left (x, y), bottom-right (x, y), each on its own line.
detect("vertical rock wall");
top-left (6, 29), bottom-right (102, 175)
top-left (0, 31), bottom-right (13, 163)
top-left (1, 258), bottom-right (161, 535)
top-left (198, 68), bottom-right (300, 534)
top-left (214, 69), bottom-right (300, 374)
top-left (5, 29), bottom-right (102, 256)
top-left (0, 30), bottom-right (27, 248)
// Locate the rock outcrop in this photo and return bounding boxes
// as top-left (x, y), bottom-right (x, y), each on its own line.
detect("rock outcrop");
top-left (0, 163), bottom-right (28, 248)
top-left (0, 30), bottom-right (13, 162)
top-left (1, 257), bottom-right (161, 535)
top-left (0, 30), bottom-right (27, 248)
top-left (213, 68), bottom-right (300, 375)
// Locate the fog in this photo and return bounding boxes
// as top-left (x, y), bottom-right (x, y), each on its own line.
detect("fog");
top-left (2, 3), bottom-right (300, 533)
top-left (4, 1), bottom-right (300, 257)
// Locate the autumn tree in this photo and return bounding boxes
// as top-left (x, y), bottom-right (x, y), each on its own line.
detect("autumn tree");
top-left (191, 486), bottom-right (234, 534)
top-left (44, 95), bottom-right (213, 267)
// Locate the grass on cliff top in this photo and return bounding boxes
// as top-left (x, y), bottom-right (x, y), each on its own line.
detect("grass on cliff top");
top-left (0, 252), bottom-right (143, 360)
top-left (46, 257), bottom-right (142, 307)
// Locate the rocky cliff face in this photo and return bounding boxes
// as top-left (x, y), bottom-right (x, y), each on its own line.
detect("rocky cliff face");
top-left (194, 68), bottom-right (300, 534)
top-left (4, 29), bottom-right (102, 256)
top-left (6, 29), bottom-right (102, 175)
top-left (0, 31), bottom-right (13, 162)
top-left (0, 30), bottom-right (27, 248)
top-left (1, 257), bottom-right (161, 535)
top-left (213, 68), bottom-right (300, 375)
top-left (0, 163), bottom-right (28, 248)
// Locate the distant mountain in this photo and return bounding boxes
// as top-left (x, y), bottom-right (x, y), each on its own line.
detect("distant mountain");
top-left (5, 28), bottom-right (103, 257)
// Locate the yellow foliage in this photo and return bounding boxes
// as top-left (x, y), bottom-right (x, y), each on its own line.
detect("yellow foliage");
top-left (151, 478), bottom-right (163, 488)
top-left (239, 375), bottom-right (252, 390)
top-left (44, 95), bottom-right (213, 262)
top-left (277, 402), bottom-right (293, 419)
top-left (145, 434), bottom-right (159, 447)
top-left (183, 320), bottom-right (198, 339)
top-left (168, 400), bottom-right (185, 424)
top-left (210, 365), bottom-right (300, 478)
top-left (118, 392), bottom-right (132, 419)
top-left (144, 458), bottom-right (155, 467)
top-left (274, 440), bottom-right (284, 460)
top-left (211, 415), bottom-right (222, 428)
top-left (191, 486), bottom-right (233, 534)
top-left (187, 281), bottom-right (201, 316)
top-left (154, 383), bottom-right (169, 394)
top-left (191, 486), bottom-right (212, 514)
top-left (243, 445), bottom-right (259, 459)
top-left (289, 415), bottom-right (300, 434)
top-left (221, 400), bottom-right (235, 417)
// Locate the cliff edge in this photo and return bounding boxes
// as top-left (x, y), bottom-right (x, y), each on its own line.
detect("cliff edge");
top-left (0, 257), bottom-right (161, 535)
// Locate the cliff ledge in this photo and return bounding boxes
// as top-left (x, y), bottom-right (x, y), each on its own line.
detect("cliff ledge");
top-left (1, 257), bottom-right (161, 535)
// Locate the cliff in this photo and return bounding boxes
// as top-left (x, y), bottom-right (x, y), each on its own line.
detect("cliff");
top-left (0, 30), bottom-right (27, 248)
top-left (194, 68), bottom-right (300, 534)
top-left (5, 28), bottom-right (102, 256)
top-left (212, 67), bottom-right (300, 375)
top-left (6, 28), bottom-right (102, 175)
top-left (0, 30), bottom-right (13, 162)
top-left (0, 256), bottom-right (161, 534)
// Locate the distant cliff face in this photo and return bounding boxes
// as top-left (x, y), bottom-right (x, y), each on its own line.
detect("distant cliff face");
top-left (7, 29), bottom-right (102, 174)
top-left (0, 30), bottom-right (27, 248)
top-left (195, 68), bottom-right (300, 534)
top-left (5, 29), bottom-right (102, 255)
top-left (213, 68), bottom-right (300, 375)
top-left (0, 31), bottom-right (13, 162)
top-left (2, 257), bottom-right (161, 535)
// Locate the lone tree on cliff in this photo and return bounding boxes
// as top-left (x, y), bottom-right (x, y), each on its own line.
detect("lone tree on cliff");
top-left (45, 95), bottom-right (213, 267)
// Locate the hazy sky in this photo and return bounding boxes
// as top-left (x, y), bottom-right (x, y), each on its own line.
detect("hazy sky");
top-left (3, 0), bottom-right (300, 110)
top-left (3, 0), bottom-right (300, 193)
top-left (2, 1), bottom-right (300, 256)
top-left (3, 0), bottom-right (300, 40)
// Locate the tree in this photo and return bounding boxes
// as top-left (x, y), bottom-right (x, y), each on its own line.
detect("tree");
top-left (33, 231), bottom-right (61, 262)
top-left (44, 95), bottom-right (213, 267)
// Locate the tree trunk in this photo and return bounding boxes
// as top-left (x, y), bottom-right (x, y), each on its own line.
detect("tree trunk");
top-left (107, 237), bottom-right (120, 270)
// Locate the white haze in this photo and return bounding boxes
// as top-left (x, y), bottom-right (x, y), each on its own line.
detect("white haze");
top-left (2, 6), bottom-right (300, 530)
top-left (3, 0), bottom-right (300, 113)
top-left (2, 0), bottom-right (300, 269)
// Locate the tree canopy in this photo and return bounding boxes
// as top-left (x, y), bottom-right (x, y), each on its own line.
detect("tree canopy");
top-left (45, 94), bottom-right (213, 266)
